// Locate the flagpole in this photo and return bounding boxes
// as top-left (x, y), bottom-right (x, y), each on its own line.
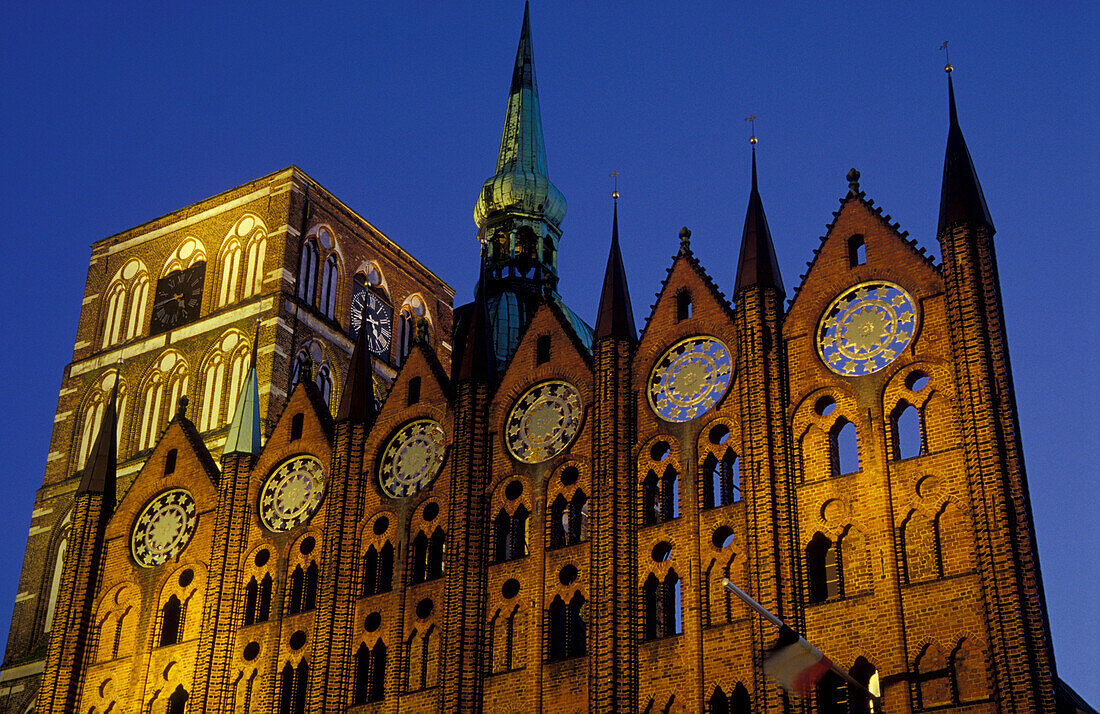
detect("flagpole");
top-left (721, 578), bottom-right (882, 707)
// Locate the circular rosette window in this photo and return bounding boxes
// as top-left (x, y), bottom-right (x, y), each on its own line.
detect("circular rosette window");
top-left (647, 336), bottom-right (733, 422)
top-left (817, 281), bottom-right (917, 376)
top-left (260, 455), bottom-right (325, 532)
top-left (131, 489), bottom-right (197, 568)
top-left (505, 380), bottom-right (583, 464)
top-left (378, 419), bottom-right (447, 498)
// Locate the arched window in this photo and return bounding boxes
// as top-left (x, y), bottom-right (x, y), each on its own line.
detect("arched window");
top-left (849, 657), bottom-right (880, 714)
top-left (730, 683), bottom-right (750, 713)
top-left (709, 686), bottom-right (730, 714)
top-left (494, 507), bottom-right (529, 562)
top-left (287, 566), bottom-right (304, 615)
top-left (140, 374), bottom-right (166, 450)
top-left (915, 643), bottom-right (951, 708)
top-left (43, 536), bottom-right (67, 634)
top-left (101, 282), bottom-right (128, 348)
top-left (319, 255), bottom-right (339, 319)
top-left (227, 348), bottom-right (249, 415)
top-left (218, 241), bottom-right (242, 307)
top-left (704, 450), bottom-right (740, 508)
top-left (565, 490), bottom-right (587, 544)
top-left (304, 562), bottom-right (318, 611)
top-left (258, 574), bottom-right (272, 622)
top-left (297, 242), bottom-right (319, 305)
top-left (290, 413), bottom-right (304, 441)
top-left (397, 309), bottom-right (414, 365)
top-left (354, 640), bottom-right (387, 703)
top-left (410, 533), bottom-right (428, 585)
top-left (279, 660), bottom-right (309, 714)
top-left (166, 685), bottom-right (188, 714)
top-left (807, 533), bottom-right (840, 603)
top-left (126, 274), bottom-right (149, 341)
top-left (243, 234), bottom-right (267, 298)
top-left (643, 571), bottom-right (681, 639)
top-left (902, 512), bottom-right (937, 584)
top-left (411, 529), bottom-right (445, 584)
top-left (315, 365), bottom-right (332, 405)
top-left (159, 595), bottom-right (182, 647)
top-left (199, 354), bottom-right (225, 432)
top-left (547, 592), bottom-right (587, 660)
top-left (848, 234), bottom-right (867, 267)
top-left (661, 466), bottom-right (679, 521)
top-left (550, 495), bottom-right (568, 548)
top-left (643, 470), bottom-right (660, 526)
top-left (891, 401), bottom-right (923, 460)
top-left (77, 399), bottom-right (105, 469)
top-left (244, 577), bottom-right (259, 625)
top-left (830, 419), bottom-right (859, 475)
top-left (429, 528), bottom-right (445, 579)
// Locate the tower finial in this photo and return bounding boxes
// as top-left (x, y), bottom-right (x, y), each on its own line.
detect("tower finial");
top-left (745, 115), bottom-right (758, 145)
top-left (847, 168), bottom-right (861, 196)
top-left (679, 226), bottom-right (692, 254)
top-left (734, 142), bottom-right (784, 297)
top-left (610, 171), bottom-right (619, 201)
top-left (940, 40), bottom-right (953, 74)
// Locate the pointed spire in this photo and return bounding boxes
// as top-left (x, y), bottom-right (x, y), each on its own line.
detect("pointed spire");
top-left (938, 71), bottom-right (994, 235)
top-left (224, 321), bottom-right (262, 455)
top-left (734, 145), bottom-right (784, 297)
top-left (336, 313), bottom-right (378, 423)
top-left (594, 197), bottom-right (637, 341)
top-left (474, 2), bottom-right (566, 232)
top-left (78, 374), bottom-right (118, 510)
top-left (457, 265), bottom-right (497, 383)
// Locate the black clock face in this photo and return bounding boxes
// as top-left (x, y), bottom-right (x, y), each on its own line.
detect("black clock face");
top-left (151, 262), bottom-right (206, 335)
top-left (350, 286), bottom-right (393, 357)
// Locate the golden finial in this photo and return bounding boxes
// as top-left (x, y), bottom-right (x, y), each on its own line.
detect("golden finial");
top-left (609, 171), bottom-right (620, 200)
top-left (940, 41), bottom-right (953, 74)
top-left (745, 115), bottom-right (758, 145)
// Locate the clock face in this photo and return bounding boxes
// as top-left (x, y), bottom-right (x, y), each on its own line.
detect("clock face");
top-left (817, 281), bottom-right (917, 376)
top-left (131, 489), bottom-right (197, 568)
top-left (350, 286), bottom-right (393, 357)
top-left (647, 336), bottom-right (733, 422)
top-left (151, 262), bottom-right (206, 335)
top-left (260, 456), bottom-right (325, 532)
top-left (505, 380), bottom-right (583, 464)
top-left (378, 419), bottom-right (447, 498)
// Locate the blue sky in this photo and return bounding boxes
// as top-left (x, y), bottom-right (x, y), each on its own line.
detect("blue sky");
top-left (1, 0), bottom-right (1096, 701)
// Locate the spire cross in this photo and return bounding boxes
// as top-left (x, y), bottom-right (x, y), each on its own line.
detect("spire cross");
top-left (940, 41), bottom-right (953, 73)
top-left (745, 115), bottom-right (758, 145)
top-left (609, 171), bottom-right (619, 201)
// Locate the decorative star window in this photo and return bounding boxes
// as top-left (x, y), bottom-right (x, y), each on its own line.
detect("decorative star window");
top-left (817, 281), bottom-right (917, 376)
top-left (505, 381), bottom-right (583, 464)
top-left (260, 456), bottom-right (325, 532)
top-left (131, 489), bottom-right (197, 568)
top-left (648, 336), bottom-right (733, 422)
top-left (379, 419), bottom-right (447, 498)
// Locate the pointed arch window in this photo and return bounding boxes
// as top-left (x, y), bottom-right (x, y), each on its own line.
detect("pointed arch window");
top-left (359, 541), bottom-right (393, 596)
top-left (704, 450), bottom-right (740, 508)
top-left (807, 533), bottom-right (841, 603)
top-left (297, 242), bottom-right (319, 305)
top-left (643, 570), bottom-right (682, 639)
top-left (166, 685), bottom-right (188, 714)
top-left (102, 282), bottom-right (128, 348)
top-left (218, 241), bottom-right (242, 307)
top-left (316, 364), bottom-right (332, 405)
top-left (279, 660), bottom-right (309, 714)
top-left (243, 233), bottom-right (267, 298)
top-left (199, 354), bottom-right (225, 432)
top-left (126, 274), bottom-right (150, 340)
top-left (547, 592), bottom-right (587, 661)
top-left (891, 401), bottom-right (924, 460)
top-left (159, 595), bottom-right (183, 647)
top-left (830, 419), bottom-right (860, 476)
top-left (354, 640), bottom-right (387, 703)
top-left (140, 374), bottom-right (167, 450)
top-left (43, 536), bottom-right (67, 634)
top-left (319, 255), bottom-right (339, 319)
top-left (411, 529), bottom-right (445, 584)
top-left (494, 506), bottom-right (529, 562)
top-left (397, 309), bottom-right (414, 365)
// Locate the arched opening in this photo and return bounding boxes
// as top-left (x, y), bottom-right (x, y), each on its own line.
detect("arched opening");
top-left (806, 533), bottom-right (840, 603)
top-left (290, 412), bottom-right (304, 441)
top-left (704, 450), bottom-right (740, 508)
top-left (166, 685), bottom-right (188, 714)
top-left (297, 242), bottom-right (318, 305)
top-left (676, 291), bottom-right (693, 321)
top-left (849, 657), bottom-right (880, 713)
top-left (159, 595), bottom-right (182, 647)
top-left (848, 234), bottom-right (866, 267)
top-left (891, 401), bottom-right (923, 460)
top-left (244, 577), bottom-right (259, 625)
top-left (287, 566), bottom-right (304, 615)
top-left (830, 419), bottom-right (859, 475)
top-left (319, 255), bottom-right (338, 319)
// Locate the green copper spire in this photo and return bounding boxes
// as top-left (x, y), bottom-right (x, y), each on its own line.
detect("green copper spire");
top-left (224, 325), bottom-right (262, 456)
top-left (473, 2), bottom-right (566, 289)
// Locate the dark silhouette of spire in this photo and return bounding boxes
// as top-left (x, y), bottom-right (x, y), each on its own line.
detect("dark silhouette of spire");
top-left (938, 73), bottom-right (994, 235)
top-left (594, 198), bottom-right (637, 341)
top-left (336, 315), bottom-right (378, 422)
top-left (456, 267), bottom-right (497, 383)
top-left (734, 146), bottom-right (784, 297)
top-left (77, 376), bottom-right (118, 511)
top-left (225, 321), bottom-right (263, 454)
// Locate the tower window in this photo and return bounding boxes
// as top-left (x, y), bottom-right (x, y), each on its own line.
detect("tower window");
top-left (676, 291), bottom-right (693, 321)
top-left (319, 255), bottom-right (339, 319)
top-left (297, 242), bottom-right (319, 304)
top-left (164, 449), bottom-right (177, 476)
top-left (848, 234), bottom-right (866, 267)
top-left (536, 334), bottom-right (551, 365)
top-left (290, 413), bottom-right (304, 441)
top-left (407, 377), bottom-right (421, 406)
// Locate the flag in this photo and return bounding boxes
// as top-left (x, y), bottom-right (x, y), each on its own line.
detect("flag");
top-left (764, 625), bottom-right (834, 697)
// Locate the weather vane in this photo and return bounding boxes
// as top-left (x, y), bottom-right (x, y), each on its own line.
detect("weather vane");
top-left (940, 41), bottom-right (953, 73)
top-left (745, 115), bottom-right (758, 145)
top-left (609, 170), bottom-right (619, 200)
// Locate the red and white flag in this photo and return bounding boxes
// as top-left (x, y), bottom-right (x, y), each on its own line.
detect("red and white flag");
top-left (764, 625), bottom-right (834, 697)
